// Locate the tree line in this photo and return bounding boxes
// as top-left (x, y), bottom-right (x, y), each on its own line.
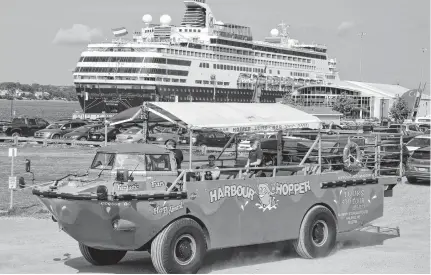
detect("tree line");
top-left (0, 82), bottom-right (78, 101)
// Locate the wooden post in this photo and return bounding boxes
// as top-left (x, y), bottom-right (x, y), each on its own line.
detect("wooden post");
top-left (141, 102), bottom-right (149, 143)
top-left (399, 134), bottom-right (403, 177)
top-left (318, 131), bottom-right (322, 173)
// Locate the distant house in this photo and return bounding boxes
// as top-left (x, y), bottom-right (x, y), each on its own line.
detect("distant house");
top-left (34, 91), bottom-right (50, 99)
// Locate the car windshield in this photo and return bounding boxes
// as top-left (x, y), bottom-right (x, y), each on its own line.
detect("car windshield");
top-left (407, 137), bottom-right (430, 148)
top-left (91, 153), bottom-right (116, 169)
top-left (46, 123), bottom-right (62, 129)
top-left (411, 150), bottom-right (430, 160)
top-left (74, 125), bottom-right (94, 132)
top-left (113, 154), bottom-right (147, 171)
top-left (408, 125), bottom-right (420, 132)
top-left (124, 128), bottom-right (141, 135)
top-left (11, 118), bottom-right (25, 124)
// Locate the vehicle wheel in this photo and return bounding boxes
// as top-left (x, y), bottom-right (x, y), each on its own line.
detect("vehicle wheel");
top-left (11, 132), bottom-right (21, 137)
top-left (79, 243), bottom-right (126, 266)
top-left (137, 139), bottom-right (145, 144)
top-left (150, 218), bottom-right (207, 274)
top-left (293, 205), bottom-right (337, 259)
top-left (52, 135), bottom-right (60, 139)
top-left (79, 137), bottom-right (87, 141)
top-left (407, 177), bottom-right (417, 183)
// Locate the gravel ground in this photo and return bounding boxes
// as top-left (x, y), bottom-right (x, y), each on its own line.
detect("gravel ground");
top-left (0, 178), bottom-right (428, 274)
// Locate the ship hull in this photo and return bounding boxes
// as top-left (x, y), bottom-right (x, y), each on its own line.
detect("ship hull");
top-left (76, 85), bottom-right (286, 113)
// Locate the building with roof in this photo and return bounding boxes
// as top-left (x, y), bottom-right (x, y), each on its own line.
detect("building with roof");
top-left (284, 105), bottom-right (342, 125)
top-left (417, 93), bottom-right (430, 118)
top-left (291, 81), bottom-right (414, 119)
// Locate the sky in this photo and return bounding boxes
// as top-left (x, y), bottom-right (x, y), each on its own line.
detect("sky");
top-left (0, 0), bottom-right (429, 92)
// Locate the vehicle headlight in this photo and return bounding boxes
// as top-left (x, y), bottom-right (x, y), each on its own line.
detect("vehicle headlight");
top-left (156, 137), bottom-right (163, 141)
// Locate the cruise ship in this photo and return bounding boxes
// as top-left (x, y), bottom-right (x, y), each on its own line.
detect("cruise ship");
top-left (73, 0), bottom-right (341, 114)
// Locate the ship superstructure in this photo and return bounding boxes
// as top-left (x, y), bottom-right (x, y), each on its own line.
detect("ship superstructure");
top-left (73, 0), bottom-right (340, 113)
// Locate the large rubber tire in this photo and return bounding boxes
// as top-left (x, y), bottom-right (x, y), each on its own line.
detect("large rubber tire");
top-left (151, 218), bottom-right (207, 274)
top-left (293, 205), bottom-right (337, 259)
top-left (11, 131), bottom-right (21, 137)
top-left (407, 177), bottom-right (417, 184)
top-left (79, 243), bottom-right (127, 266)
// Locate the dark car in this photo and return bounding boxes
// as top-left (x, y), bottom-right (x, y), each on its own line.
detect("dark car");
top-left (405, 146), bottom-right (430, 184)
top-left (63, 124), bottom-right (105, 141)
top-left (34, 120), bottom-right (88, 139)
top-left (179, 129), bottom-right (232, 148)
top-left (4, 117), bottom-right (50, 137)
top-left (88, 126), bottom-right (121, 142)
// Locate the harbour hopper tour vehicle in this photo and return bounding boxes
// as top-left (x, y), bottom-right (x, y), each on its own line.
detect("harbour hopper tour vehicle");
top-left (30, 103), bottom-right (402, 274)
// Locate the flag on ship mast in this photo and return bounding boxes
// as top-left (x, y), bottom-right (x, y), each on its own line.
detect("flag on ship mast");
top-left (112, 27), bottom-right (128, 37)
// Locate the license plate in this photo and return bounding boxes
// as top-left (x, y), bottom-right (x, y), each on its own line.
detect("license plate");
top-left (92, 136), bottom-right (97, 139)
top-left (181, 140), bottom-right (187, 143)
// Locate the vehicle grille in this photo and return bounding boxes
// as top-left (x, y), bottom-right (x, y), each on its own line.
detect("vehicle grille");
top-left (34, 132), bottom-right (46, 138)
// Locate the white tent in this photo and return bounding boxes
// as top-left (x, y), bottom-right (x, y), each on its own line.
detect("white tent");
top-left (110, 102), bottom-right (322, 132)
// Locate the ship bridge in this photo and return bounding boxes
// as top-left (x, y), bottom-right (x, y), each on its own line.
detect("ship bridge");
top-left (181, 0), bottom-right (209, 28)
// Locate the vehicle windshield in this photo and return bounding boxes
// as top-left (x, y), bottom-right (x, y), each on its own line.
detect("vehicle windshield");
top-left (91, 153), bottom-right (116, 169)
top-left (11, 118), bottom-right (25, 124)
top-left (407, 137), bottom-right (430, 148)
top-left (46, 123), bottom-right (63, 129)
top-left (113, 154), bottom-right (147, 171)
top-left (411, 150), bottom-right (430, 160)
top-left (407, 125), bottom-right (420, 132)
top-left (124, 128), bottom-right (141, 135)
top-left (74, 125), bottom-right (94, 132)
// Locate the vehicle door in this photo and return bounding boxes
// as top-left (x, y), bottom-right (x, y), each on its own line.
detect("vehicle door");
top-left (26, 118), bottom-right (39, 136)
top-left (144, 153), bottom-right (178, 192)
top-left (59, 123), bottom-right (72, 135)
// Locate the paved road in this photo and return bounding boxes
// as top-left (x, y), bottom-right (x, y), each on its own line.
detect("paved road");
top-left (0, 180), bottom-right (429, 274)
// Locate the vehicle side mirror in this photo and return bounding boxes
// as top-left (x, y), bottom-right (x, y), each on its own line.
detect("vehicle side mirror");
top-left (116, 169), bottom-right (129, 182)
top-left (25, 159), bottom-right (31, 172)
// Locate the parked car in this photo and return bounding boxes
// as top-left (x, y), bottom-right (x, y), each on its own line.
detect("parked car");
top-left (34, 120), bottom-right (88, 139)
top-left (179, 130), bottom-right (233, 148)
top-left (4, 117), bottom-right (49, 137)
top-left (148, 127), bottom-right (185, 145)
top-left (405, 135), bottom-right (431, 153)
top-left (405, 146), bottom-right (430, 183)
top-left (115, 127), bottom-right (145, 143)
top-left (88, 126), bottom-right (121, 142)
top-left (62, 124), bottom-right (105, 141)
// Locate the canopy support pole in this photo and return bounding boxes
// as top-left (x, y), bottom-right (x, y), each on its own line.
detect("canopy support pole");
top-left (216, 133), bottom-right (237, 161)
top-left (141, 103), bottom-right (149, 144)
top-left (189, 128), bottom-right (193, 170)
top-left (277, 130), bottom-right (283, 166)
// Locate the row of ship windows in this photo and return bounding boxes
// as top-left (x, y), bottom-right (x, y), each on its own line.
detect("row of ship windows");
top-left (86, 43), bottom-right (326, 63)
top-left (75, 75), bottom-right (187, 83)
top-left (195, 80), bottom-right (230, 86)
top-left (199, 62), bottom-right (314, 77)
top-left (75, 67), bottom-right (189, 76)
top-left (79, 56), bottom-right (191, 66)
top-left (84, 48), bottom-right (318, 70)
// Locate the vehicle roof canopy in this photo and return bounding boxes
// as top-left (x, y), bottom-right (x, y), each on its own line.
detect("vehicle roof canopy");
top-left (109, 103), bottom-right (322, 133)
top-left (96, 143), bottom-right (170, 154)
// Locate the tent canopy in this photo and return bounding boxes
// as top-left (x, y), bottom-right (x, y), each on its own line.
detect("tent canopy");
top-left (109, 103), bottom-right (322, 133)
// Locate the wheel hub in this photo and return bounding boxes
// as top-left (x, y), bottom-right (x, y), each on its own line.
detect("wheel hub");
top-left (173, 234), bottom-right (196, 266)
top-left (311, 220), bottom-right (328, 247)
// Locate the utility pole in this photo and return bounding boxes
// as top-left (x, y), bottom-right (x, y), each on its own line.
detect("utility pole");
top-left (358, 32), bottom-right (367, 82)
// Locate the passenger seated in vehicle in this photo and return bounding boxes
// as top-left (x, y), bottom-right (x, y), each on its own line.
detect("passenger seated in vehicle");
top-left (245, 140), bottom-right (263, 177)
top-left (198, 155), bottom-right (220, 181)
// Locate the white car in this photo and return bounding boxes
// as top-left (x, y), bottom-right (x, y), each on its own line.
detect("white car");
top-left (115, 127), bottom-right (145, 143)
top-left (406, 135), bottom-right (431, 153)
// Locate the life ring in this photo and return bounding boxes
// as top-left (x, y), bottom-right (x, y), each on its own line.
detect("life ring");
top-left (343, 141), bottom-right (362, 172)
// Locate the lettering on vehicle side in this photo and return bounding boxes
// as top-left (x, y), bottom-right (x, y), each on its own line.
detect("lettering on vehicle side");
top-left (100, 201), bottom-right (131, 207)
top-left (153, 201), bottom-right (184, 216)
top-left (117, 183), bottom-right (139, 191)
top-left (209, 181), bottom-right (311, 212)
top-left (150, 181), bottom-right (166, 188)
